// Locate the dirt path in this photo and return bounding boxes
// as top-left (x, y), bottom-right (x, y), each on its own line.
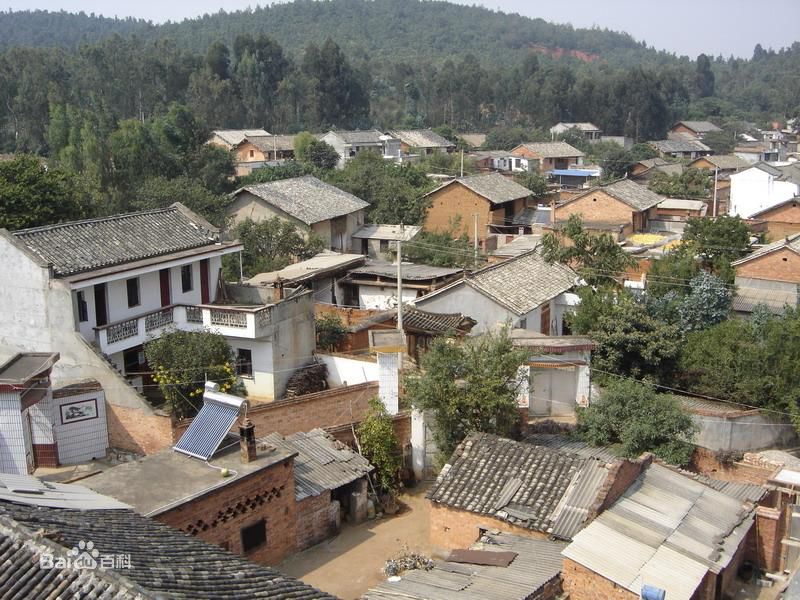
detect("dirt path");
top-left (279, 483), bottom-right (432, 600)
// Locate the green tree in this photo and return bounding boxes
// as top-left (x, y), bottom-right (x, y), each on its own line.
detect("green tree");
top-left (648, 168), bottom-right (712, 199)
top-left (403, 227), bottom-right (476, 269)
top-left (694, 54), bottom-right (715, 98)
top-left (646, 248), bottom-right (701, 298)
top-left (131, 176), bottom-right (229, 227)
top-left (293, 131), bottom-right (317, 161)
top-left (677, 271), bottom-right (732, 332)
top-left (513, 171), bottom-right (549, 197)
top-left (541, 213), bottom-right (636, 286)
top-left (357, 397), bottom-right (402, 494)
top-left (145, 329), bottom-right (243, 418)
top-left (702, 129), bottom-right (736, 155)
top-left (302, 140), bottom-right (339, 170)
top-left (0, 154), bottom-right (87, 230)
top-left (404, 327), bottom-right (528, 459)
top-left (577, 379), bottom-right (697, 466)
top-left (315, 313), bottom-right (347, 351)
top-left (229, 217), bottom-right (325, 278)
top-left (682, 215), bottom-right (751, 281)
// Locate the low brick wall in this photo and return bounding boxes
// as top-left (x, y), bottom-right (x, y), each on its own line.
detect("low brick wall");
top-left (106, 402), bottom-right (174, 455)
top-left (296, 491), bottom-right (338, 551)
top-left (561, 558), bottom-right (637, 600)
top-left (691, 447), bottom-right (776, 485)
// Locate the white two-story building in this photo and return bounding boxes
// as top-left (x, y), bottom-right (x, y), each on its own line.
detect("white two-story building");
top-left (0, 203), bottom-right (314, 405)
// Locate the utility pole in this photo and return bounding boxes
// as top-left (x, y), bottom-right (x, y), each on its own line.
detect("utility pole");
top-left (473, 213), bottom-right (479, 267)
top-left (396, 235), bottom-right (403, 334)
top-left (712, 167), bottom-right (719, 217)
top-left (460, 150), bottom-right (464, 178)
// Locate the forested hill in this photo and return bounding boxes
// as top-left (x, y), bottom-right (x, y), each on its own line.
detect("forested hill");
top-left (1, 0), bottom-right (653, 64)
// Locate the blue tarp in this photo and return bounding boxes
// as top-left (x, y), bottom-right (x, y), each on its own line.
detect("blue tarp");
top-left (548, 169), bottom-right (599, 177)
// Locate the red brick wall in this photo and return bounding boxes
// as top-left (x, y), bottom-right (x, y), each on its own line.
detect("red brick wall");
top-left (561, 558), bottom-right (637, 600)
top-left (752, 506), bottom-right (784, 572)
top-left (423, 183), bottom-right (495, 243)
top-left (597, 455), bottom-right (651, 513)
top-left (736, 247), bottom-right (800, 284)
top-left (690, 447), bottom-right (775, 485)
top-left (296, 492), bottom-right (338, 550)
top-left (106, 402), bottom-right (174, 455)
top-left (33, 443), bottom-right (58, 468)
top-left (429, 503), bottom-right (548, 555)
top-left (156, 456), bottom-right (297, 566)
top-left (554, 190), bottom-right (635, 229)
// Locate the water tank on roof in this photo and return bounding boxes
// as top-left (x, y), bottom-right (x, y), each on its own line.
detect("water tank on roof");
top-left (641, 585), bottom-right (666, 600)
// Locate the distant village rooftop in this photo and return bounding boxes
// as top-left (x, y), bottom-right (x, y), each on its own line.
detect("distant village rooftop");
top-left (424, 172), bottom-right (532, 205)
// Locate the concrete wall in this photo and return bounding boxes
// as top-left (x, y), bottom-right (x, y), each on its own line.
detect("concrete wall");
top-left (357, 283), bottom-right (419, 310)
top-left (692, 412), bottom-right (798, 452)
top-left (267, 291), bottom-right (316, 400)
top-left (317, 354), bottom-right (379, 387)
top-left (730, 168), bottom-right (799, 218)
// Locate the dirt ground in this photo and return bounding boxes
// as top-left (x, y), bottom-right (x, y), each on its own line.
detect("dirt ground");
top-left (279, 483), bottom-right (432, 600)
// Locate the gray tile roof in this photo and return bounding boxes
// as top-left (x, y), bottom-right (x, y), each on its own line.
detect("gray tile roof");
top-left (247, 134), bottom-right (297, 152)
top-left (352, 307), bottom-right (476, 335)
top-left (349, 260), bottom-right (463, 281)
top-left (0, 483), bottom-right (335, 600)
top-left (258, 429), bottom-right (372, 501)
top-left (427, 433), bottom-right (611, 539)
top-left (690, 154), bottom-right (749, 170)
top-left (490, 234), bottom-right (542, 258)
top-left (571, 179), bottom-right (664, 212)
top-left (238, 176), bottom-right (369, 225)
top-left (364, 532), bottom-right (567, 600)
top-left (387, 129), bottom-right (455, 149)
top-left (466, 249), bottom-right (576, 315)
top-left (426, 173), bottom-right (531, 205)
top-left (12, 203), bottom-right (222, 277)
top-left (731, 233), bottom-right (800, 266)
top-left (513, 141), bottom-right (585, 158)
top-left (562, 463), bottom-right (755, 599)
top-left (326, 129), bottom-right (386, 144)
top-left (649, 139), bottom-right (712, 154)
top-left (673, 120), bottom-right (721, 134)
top-left (213, 129), bottom-right (270, 146)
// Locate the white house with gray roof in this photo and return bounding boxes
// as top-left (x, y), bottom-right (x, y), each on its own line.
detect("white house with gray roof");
top-left (413, 249), bottom-right (577, 334)
top-left (729, 162), bottom-right (800, 218)
top-left (228, 175), bottom-right (369, 252)
top-left (320, 129), bottom-right (401, 168)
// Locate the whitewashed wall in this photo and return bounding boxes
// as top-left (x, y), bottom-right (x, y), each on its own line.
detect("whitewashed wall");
top-left (317, 354), bottom-right (378, 387)
top-left (52, 390), bottom-right (109, 464)
top-left (0, 392), bottom-right (27, 474)
top-left (358, 284), bottom-right (418, 310)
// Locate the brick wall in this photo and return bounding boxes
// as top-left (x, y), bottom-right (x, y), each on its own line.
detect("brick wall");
top-left (735, 247), bottom-right (800, 284)
top-left (429, 503), bottom-right (548, 556)
top-left (561, 558), bottom-right (637, 600)
top-left (314, 304), bottom-right (379, 327)
top-left (296, 491), bottom-right (339, 550)
top-left (691, 447), bottom-right (776, 485)
top-left (32, 443), bottom-right (58, 468)
top-left (106, 402), bottom-right (174, 455)
top-left (423, 183), bottom-right (494, 243)
top-left (156, 455), bottom-right (297, 566)
top-left (765, 221), bottom-right (800, 242)
top-left (554, 190), bottom-right (635, 230)
top-left (597, 454), bottom-right (652, 514)
top-left (752, 505), bottom-right (784, 572)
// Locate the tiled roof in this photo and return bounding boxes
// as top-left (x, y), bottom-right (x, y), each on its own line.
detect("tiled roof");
top-left (691, 154), bottom-right (749, 170)
top-left (213, 129), bottom-right (270, 146)
top-left (427, 433), bottom-right (611, 539)
top-left (513, 142), bottom-right (585, 158)
top-left (562, 463), bottom-right (754, 599)
top-left (349, 260), bottom-right (462, 281)
top-left (0, 484), bottom-right (334, 600)
top-left (387, 129), bottom-right (455, 149)
top-left (551, 122), bottom-right (601, 132)
top-left (237, 176), bottom-right (369, 225)
top-left (649, 139), bottom-right (711, 153)
top-left (749, 196), bottom-right (800, 218)
top-left (351, 306), bottom-right (475, 335)
top-left (426, 173), bottom-right (531, 205)
top-left (523, 434), bottom-right (620, 463)
top-left (326, 129), bottom-right (386, 144)
top-left (731, 233), bottom-right (800, 266)
top-left (12, 204), bottom-right (222, 277)
top-left (247, 134), bottom-right (297, 152)
top-left (258, 429), bottom-right (373, 501)
top-left (570, 179), bottom-right (664, 212)
top-left (491, 234), bottom-right (542, 258)
top-left (364, 532), bottom-right (566, 600)
top-left (466, 249), bottom-right (576, 315)
top-left (673, 120), bottom-right (721, 134)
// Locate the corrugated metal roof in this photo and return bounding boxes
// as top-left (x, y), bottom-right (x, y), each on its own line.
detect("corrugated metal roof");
top-left (259, 429), bottom-right (372, 500)
top-left (350, 260), bottom-right (463, 281)
top-left (562, 463), bottom-right (755, 600)
top-left (364, 532), bottom-right (566, 600)
top-left (523, 434), bottom-right (621, 463)
top-left (0, 475), bottom-right (131, 510)
top-left (388, 129), bottom-right (455, 149)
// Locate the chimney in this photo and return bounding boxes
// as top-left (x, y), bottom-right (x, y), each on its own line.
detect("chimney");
top-left (239, 418), bottom-right (257, 463)
top-left (274, 276), bottom-right (284, 301)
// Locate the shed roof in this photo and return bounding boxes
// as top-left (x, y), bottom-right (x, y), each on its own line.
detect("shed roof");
top-left (425, 173), bottom-right (531, 205)
top-left (11, 203), bottom-right (227, 278)
top-left (212, 128), bottom-right (270, 145)
top-left (348, 260), bottom-right (463, 281)
top-left (388, 129), bottom-right (455, 149)
top-left (246, 251), bottom-right (365, 286)
top-left (0, 476), bottom-right (333, 600)
top-left (245, 134), bottom-right (297, 152)
top-left (689, 154), bottom-right (749, 170)
top-left (672, 121), bottom-right (721, 134)
top-left (490, 235), bottom-right (542, 258)
top-left (649, 139), bottom-right (712, 153)
top-left (364, 532), bottom-right (566, 600)
top-left (512, 141), bottom-right (585, 158)
top-left (565, 179), bottom-right (664, 212)
top-left (551, 122), bottom-right (601, 132)
top-left (352, 224), bottom-right (422, 241)
top-left (427, 433), bottom-right (612, 540)
top-left (0, 353), bottom-right (59, 388)
top-left (657, 198), bottom-right (706, 211)
top-left (562, 463), bottom-right (755, 600)
top-left (325, 129), bottom-right (387, 144)
top-left (236, 176), bottom-right (369, 225)
top-left (258, 429), bottom-right (372, 500)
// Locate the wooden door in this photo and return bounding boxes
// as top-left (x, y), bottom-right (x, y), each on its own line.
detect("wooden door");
top-left (540, 303), bottom-right (551, 335)
top-left (159, 269), bottom-right (171, 307)
top-left (200, 259), bottom-right (210, 304)
top-left (94, 283), bottom-right (108, 326)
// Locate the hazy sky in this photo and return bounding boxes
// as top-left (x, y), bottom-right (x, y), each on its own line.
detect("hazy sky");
top-left (7, 0), bottom-right (798, 58)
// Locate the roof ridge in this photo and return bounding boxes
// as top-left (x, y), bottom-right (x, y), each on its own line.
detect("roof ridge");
top-left (12, 205), bottom-right (179, 236)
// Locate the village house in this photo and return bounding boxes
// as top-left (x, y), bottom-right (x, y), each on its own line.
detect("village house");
top-left (229, 135), bottom-right (297, 176)
top-left (549, 122), bottom-right (602, 141)
top-left (468, 150), bottom-right (529, 173)
top-left (731, 233), bottom-right (800, 315)
top-left (365, 531), bottom-right (567, 600)
top-left (729, 161), bottom-right (800, 219)
top-left (651, 198), bottom-right (707, 232)
top-left (340, 260), bottom-right (463, 309)
top-left (426, 433), bottom-right (619, 553)
top-left (0, 353), bottom-right (112, 474)
top-left (561, 462), bottom-right (758, 600)
top-left (552, 178), bottom-right (665, 236)
top-left (689, 154), bottom-right (750, 215)
top-left (735, 142), bottom-right (783, 164)
top-left (422, 172), bottom-right (533, 246)
top-left (629, 157), bottom-right (684, 182)
top-left (85, 386), bottom-right (373, 565)
top-left (413, 250), bottom-right (577, 335)
top-left (228, 175), bottom-right (369, 252)
top-left (387, 128), bottom-right (455, 156)
top-left (511, 330), bottom-right (593, 419)
top-left (668, 120), bottom-right (721, 140)
top-left (648, 138), bottom-right (713, 160)
top-left (0, 473), bottom-right (332, 599)
top-left (350, 223), bottom-right (422, 259)
top-left (547, 166), bottom-right (601, 189)
top-left (208, 128), bottom-right (271, 149)
top-left (246, 250), bottom-right (365, 305)
top-left (320, 129), bottom-right (401, 168)
top-left (748, 196), bottom-right (800, 241)
top-left (510, 141), bottom-right (585, 171)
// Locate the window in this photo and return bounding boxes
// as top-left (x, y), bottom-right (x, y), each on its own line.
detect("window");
top-left (249, 149), bottom-right (254, 158)
top-left (236, 348), bottom-right (253, 377)
top-left (77, 291), bottom-right (88, 323)
top-left (379, 239), bottom-right (389, 253)
top-left (126, 278), bottom-right (140, 308)
top-left (181, 265), bottom-right (193, 293)
top-left (241, 519), bottom-right (266, 553)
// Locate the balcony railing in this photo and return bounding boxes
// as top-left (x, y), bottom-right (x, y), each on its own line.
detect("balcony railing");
top-left (106, 318), bottom-right (139, 344)
top-left (185, 306), bottom-right (203, 323)
top-left (145, 307), bottom-right (174, 332)
top-left (210, 309), bottom-right (248, 328)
